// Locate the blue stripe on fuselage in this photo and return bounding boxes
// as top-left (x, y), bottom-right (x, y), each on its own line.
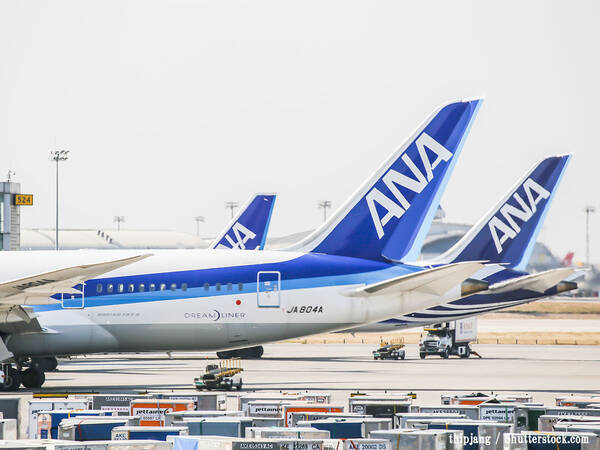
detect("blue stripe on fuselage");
top-left (33, 253), bottom-right (416, 312)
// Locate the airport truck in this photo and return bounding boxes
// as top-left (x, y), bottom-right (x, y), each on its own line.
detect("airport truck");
top-left (194, 359), bottom-right (243, 391)
top-left (418, 318), bottom-right (477, 359)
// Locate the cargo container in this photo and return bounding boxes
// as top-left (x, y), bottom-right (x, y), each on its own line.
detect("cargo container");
top-left (247, 400), bottom-right (298, 418)
top-left (424, 419), bottom-right (512, 450)
top-left (112, 425), bottom-right (188, 440)
top-left (0, 418), bottom-right (17, 440)
top-left (322, 439), bottom-right (390, 450)
top-left (238, 394), bottom-right (302, 413)
top-left (417, 405), bottom-right (480, 420)
top-left (556, 397), bottom-right (600, 408)
top-left (282, 404), bottom-right (344, 427)
top-left (58, 417), bottom-right (135, 441)
top-left (544, 408), bottom-right (600, 418)
top-left (538, 415), bottom-right (600, 432)
top-left (442, 393), bottom-right (533, 406)
top-left (478, 403), bottom-right (528, 431)
top-left (152, 392), bottom-right (227, 411)
top-left (130, 399), bottom-right (195, 426)
top-left (287, 413), bottom-right (370, 429)
top-left (348, 394), bottom-right (412, 411)
top-left (168, 435), bottom-right (324, 450)
top-left (165, 410), bottom-right (244, 426)
top-left (370, 429), bottom-right (463, 450)
top-left (348, 401), bottom-right (411, 420)
top-left (247, 426), bottom-right (330, 439)
top-left (249, 417), bottom-right (285, 427)
top-left (297, 418), bottom-right (391, 439)
top-left (37, 409), bottom-right (120, 439)
top-left (395, 412), bottom-right (466, 428)
top-left (91, 394), bottom-right (149, 415)
top-left (0, 396), bottom-right (22, 437)
top-left (553, 424), bottom-right (600, 436)
top-left (503, 431), bottom-right (600, 450)
top-left (176, 417), bottom-right (253, 437)
top-left (27, 399), bottom-right (88, 438)
top-left (296, 393), bottom-right (331, 405)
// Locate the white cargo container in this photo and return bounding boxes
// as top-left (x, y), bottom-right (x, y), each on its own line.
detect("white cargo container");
top-left (247, 400), bottom-right (297, 418)
top-left (27, 399), bottom-right (88, 439)
top-left (538, 415), bottom-right (600, 432)
top-left (417, 405), bottom-right (480, 420)
top-left (238, 394), bottom-right (301, 413)
top-left (479, 403), bottom-right (528, 431)
top-left (165, 410), bottom-right (244, 426)
top-left (247, 426), bottom-right (331, 439)
top-left (395, 413), bottom-right (466, 429)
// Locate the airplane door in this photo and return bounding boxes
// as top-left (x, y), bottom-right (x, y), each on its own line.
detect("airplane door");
top-left (257, 271), bottom-right (280, 308)
top-left (227, 323), bottom-right (248, 344)
top-left (61, 283), bottom-right (85, 309)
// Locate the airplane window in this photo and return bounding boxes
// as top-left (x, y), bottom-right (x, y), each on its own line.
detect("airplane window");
top-left (107, 284), bottom-right (114, 293)
top-left (96, 284), bottom-right (103, 294)
top-left (118, 283), bottom-right (124, 293)
top-left (203, 283), bottom-right (209, 291)
top-left (139, 284), bottom-right (145, 292)
top-left (238, 283), bottom-right (243, 291)
top-left (181, 283), bottom-right (188, 291)
top-left (149, 283), bottom-right (156, 292)
top-left (160, 283), bottom-right (166, 291)
top-left (216, 283), bottom-right (221, 291)
top-left (170, 283), bottom-right (177, 291)
top-left (128, 284), bottom-right (134, 293)
top-left (227, 283), bottom-right (232, 291)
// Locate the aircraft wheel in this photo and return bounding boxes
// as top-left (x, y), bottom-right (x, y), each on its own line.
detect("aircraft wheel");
top-left (32, 357), bottom-right (58, 372)
top-left (2, 367), bottom-right (22, 391)
top-left (21, 368), bottom-right (45, 389)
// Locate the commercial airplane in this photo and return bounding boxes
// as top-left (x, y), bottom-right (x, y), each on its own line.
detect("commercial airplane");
top-left (0, 98), bottom-right (487, 390)
top-left (351, 154), bottom-right (576, 332)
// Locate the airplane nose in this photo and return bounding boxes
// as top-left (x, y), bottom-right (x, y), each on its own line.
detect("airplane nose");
top-left (460, 278), bottom-right (489, 297)
top-left (556, 281), bottom-right (578, 293)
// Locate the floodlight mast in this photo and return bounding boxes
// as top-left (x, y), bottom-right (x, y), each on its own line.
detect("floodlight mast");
top-left (49, 150), bottom-right (69, 250)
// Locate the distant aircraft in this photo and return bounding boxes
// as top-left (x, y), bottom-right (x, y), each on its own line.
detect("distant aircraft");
top-left (0, 98), bottom-right (485, 390)
top-left (561, 252), bottom-right (575, 267)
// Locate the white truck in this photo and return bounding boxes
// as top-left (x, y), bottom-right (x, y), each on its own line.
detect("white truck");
top-left (418, 318), bottom-right (478, 359)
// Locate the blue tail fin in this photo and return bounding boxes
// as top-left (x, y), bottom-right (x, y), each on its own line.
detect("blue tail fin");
top-left (286, 98), bottom-right (483, 262)
top-left (435, 154), bottom-right (571, 270)
top-left (209, 193), bottom-right (276, 250)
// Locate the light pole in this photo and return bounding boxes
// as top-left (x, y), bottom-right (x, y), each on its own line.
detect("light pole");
top-left (318, 200), bottom-right (332, 222)
top-left (225, 201), bottom-right (239, 219)
top-left (50, 150), bottom-right (69, 250)
top-left (193, 216), bottom-right (205, 236)
top-left (114, 216), bottom-right (125, 231)
top-left (584, 206), bottom-right (596, 267)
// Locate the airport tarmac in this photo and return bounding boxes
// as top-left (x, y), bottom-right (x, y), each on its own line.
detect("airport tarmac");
top-left (28, 343), bottom-right (600, 406)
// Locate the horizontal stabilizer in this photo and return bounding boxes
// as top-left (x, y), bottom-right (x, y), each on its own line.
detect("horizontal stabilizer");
top-left (347, 261), bottom-right (487, 298)
top-left (0, 254), bottom-right (152, 305)
top-left (489, 267), bottom-right (574, 294)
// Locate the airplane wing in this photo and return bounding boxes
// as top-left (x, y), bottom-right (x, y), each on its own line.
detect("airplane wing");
top-left (489, 267), bottom-right (575, 294)
top-left (0, 254), bottom-right (152, 307)
top-left (347, 261), bottom-right (488, 298)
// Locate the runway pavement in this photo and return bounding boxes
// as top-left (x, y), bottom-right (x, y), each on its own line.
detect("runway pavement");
top-left (34, 343), bottom-right (600, 406)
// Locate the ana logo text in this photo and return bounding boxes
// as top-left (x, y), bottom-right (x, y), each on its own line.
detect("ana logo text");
top-left (488, 178), bottom-right (550, 253)
top-left (366, 133), bottom-right (452, 239)
top-left (217, 222), bottom-right (257, 249)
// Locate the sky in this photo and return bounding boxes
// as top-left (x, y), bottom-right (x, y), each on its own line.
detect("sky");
top-left (0, 1), bottom-right (598, 262)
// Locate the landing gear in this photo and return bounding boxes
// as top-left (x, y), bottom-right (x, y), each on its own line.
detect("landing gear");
top-left (217, 346), bottom-right (264, 359)
top-left (1, 366), bottom-right (21, 391)
top-left (21, 368), bottom-right (45, 389)
top-left (31, 357), bottom-right (58, 372)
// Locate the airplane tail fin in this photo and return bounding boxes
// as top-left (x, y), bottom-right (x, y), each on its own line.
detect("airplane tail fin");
top-left (209, 193), bottom-right (276, 250)
top-left (286, 98), bottom-right (483, 262)
top-left (561, 252), bottom-right (575, 267)
top-left (434, 154), bottom-right (572, 270)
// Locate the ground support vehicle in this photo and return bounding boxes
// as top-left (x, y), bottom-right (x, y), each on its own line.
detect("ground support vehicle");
top-left (372, 338), bottom-right (406, 360)
top-left (419, 319), bottom-right (479, 359)
top-left (194, 359), bottom-right (243, 391)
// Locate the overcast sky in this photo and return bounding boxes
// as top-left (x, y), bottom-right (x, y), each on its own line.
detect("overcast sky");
top-left (0, 1), bottom-right (598, 261)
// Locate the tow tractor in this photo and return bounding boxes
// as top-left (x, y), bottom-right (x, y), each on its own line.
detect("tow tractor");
top-left (194, 358), bottom-right (243, 391)
top-left (372, 337), bottom-right (406, 360)
top-left (418, 318), bottom-right (481, 359)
